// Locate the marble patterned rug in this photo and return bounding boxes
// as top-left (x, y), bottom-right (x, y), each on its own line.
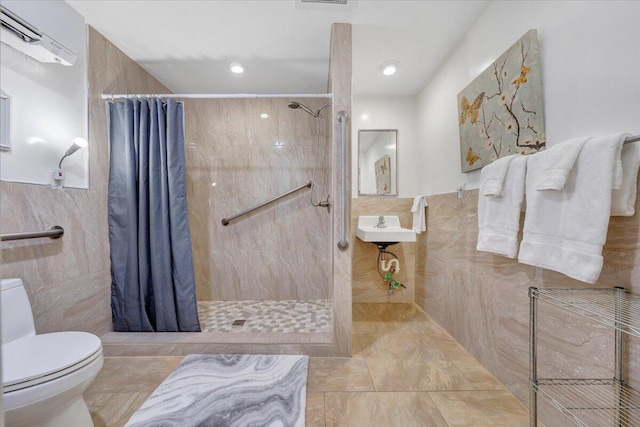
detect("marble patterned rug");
top-left (125, 354), bottom-right (309, 427)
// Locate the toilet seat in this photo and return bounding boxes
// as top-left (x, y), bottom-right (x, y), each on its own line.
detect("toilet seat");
top-left (3, 331), bottom-right (102, 393)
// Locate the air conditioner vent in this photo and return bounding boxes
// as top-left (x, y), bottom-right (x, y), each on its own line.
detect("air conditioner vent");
top-left (0, 7), bottom-right (41, 43)
top-left (301, 0), bottom-right (348, 4)
top-left (0, 6), bottom-right (76, 66)
top-left (295, 0), bottom-right (356, 9)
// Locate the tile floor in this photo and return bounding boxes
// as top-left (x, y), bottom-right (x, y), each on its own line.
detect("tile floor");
top-left (86, 303), bottom-right (530, 426)
top-left (197, 299), bottom-right (332, 333)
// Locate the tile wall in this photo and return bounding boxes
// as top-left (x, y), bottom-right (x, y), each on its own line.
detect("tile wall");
top-left (416, 189), bottom-right (640, 426)
top-left (184, 98), bottom-right (331, 301)
top-left (329, 23), bottom-right (353, 357)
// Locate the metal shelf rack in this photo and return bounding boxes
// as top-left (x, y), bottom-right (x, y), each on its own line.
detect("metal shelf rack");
top-left (529, 287), bottom-right (640, 427)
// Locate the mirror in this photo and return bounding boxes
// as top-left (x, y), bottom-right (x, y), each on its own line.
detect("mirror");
top-left (358, 129), bottom-right (398, 196)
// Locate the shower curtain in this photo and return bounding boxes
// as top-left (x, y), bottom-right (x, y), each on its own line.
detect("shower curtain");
top-left (107, 99), bottom-right (200, 332)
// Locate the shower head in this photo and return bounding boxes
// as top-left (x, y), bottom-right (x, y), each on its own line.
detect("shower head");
top-left (288, 101), bottom-right (332, 118)
top-left (288, 101), bottom-right (317, 117)
top-left (288, 101), bottom-right (319, 118)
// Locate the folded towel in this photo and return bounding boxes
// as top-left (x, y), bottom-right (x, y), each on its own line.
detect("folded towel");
top-left (476, 155), bottom-right (527, 258)
top-left (611, 138), bottom-right (639, 216)
top-left (411, 195), bottom-right (428, 233)
top-left (534, 136), bottom-right (591, 191)
top-left (481, 155), bottom-right (518, 197)
top-left (518, 134), bottom-right (627, 283)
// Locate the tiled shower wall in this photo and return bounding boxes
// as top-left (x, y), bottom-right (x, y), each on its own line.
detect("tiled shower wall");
top-left (417, 190), bottom-right (640, 427)
top-left (184, 98), bottom-right (332, 302)
top-left (328, 23), bottom-right (353, 357)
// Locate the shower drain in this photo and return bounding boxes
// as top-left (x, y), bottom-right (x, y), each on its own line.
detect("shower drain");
top-left (231, 319), bottom-right (247, 326)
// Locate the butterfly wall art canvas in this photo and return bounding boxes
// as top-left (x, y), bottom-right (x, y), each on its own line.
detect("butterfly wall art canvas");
top-left (374, 154), bottom-right (391, 194)
top-left (457, 29), bottom-right (546, 173)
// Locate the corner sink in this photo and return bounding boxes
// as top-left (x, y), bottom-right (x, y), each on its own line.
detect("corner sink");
top-left (356, 216), bottom-right (416, 244)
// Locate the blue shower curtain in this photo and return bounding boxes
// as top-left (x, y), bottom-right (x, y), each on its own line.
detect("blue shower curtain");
top-left (107, 99), bottom-right (200, 332)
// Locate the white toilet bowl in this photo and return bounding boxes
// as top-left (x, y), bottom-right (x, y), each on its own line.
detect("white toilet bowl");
top-left (1, 278), bottom-right (104, 427)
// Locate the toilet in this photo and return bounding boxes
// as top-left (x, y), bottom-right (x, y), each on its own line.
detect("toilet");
top-left (1, 278), bottom-right (104, 427)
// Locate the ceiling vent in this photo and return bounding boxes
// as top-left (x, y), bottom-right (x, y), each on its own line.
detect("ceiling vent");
top-left (301, 0), bottom-right (348, 4)
top-left (0, 6), bottom-right (76, 66)
top-left (295, 0), bottom-right (357, 9)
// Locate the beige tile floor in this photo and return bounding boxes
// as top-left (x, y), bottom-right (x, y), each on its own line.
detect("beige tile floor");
top-left (86, 303), bottom-right (530, 426)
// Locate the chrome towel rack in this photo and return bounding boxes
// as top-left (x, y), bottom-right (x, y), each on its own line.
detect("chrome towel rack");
top-left (1, 226), bottom-right (64, 242)
top-left (221, 181), bottom-right (312, 226)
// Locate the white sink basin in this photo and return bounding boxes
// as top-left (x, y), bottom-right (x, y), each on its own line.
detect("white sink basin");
top-left (356, 216), bottom-right (416, 243)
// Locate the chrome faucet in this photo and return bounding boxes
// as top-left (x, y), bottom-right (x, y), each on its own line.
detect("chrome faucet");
top-left (376, 216), bottom-right (386, 228)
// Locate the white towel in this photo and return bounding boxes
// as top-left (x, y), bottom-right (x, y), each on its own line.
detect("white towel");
top-left (411, 195), bottom-right (428, 233)
top-left (518, 134), bottom-right (627, 284)
top-left (476, 155), bottom-right (527, 258)
top-left (611, 139), bottom-right (639, 216)
top-left (534, 136), bottom-right (591, 191)
top-left (481, 155), bottom-right (518, 197)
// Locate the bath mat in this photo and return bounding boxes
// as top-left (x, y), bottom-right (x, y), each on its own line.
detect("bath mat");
top-left (125, 354), bottom-right (309, 427)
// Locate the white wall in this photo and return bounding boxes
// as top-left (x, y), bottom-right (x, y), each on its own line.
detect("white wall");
top-left (416, 0), bottom-right (640, 196)
top-left (0, 0), bottom-right (88, 188)
top-left (352, 95), bottom-right (419, 197)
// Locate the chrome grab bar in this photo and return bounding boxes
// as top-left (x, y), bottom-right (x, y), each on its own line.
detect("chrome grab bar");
top-left (337, 110), bottom-right (349, 250)
top-left (221, 181), bottom-right (312, 226)
top-left (1, 226), bottom-right (64, 242)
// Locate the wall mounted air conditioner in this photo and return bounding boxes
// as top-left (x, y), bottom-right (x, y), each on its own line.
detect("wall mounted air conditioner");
top-left (0, 6), bottom-right (76, 66)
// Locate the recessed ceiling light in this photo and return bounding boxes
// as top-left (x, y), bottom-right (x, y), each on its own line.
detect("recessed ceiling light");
top-left (260, 113), bottom-right (269, 119)
top-left (229, 62), bottom-right (244, 74)
top-left (379, 61), bottom-right (398, 76)
top-left (361, 113), bottom-right (369, 121)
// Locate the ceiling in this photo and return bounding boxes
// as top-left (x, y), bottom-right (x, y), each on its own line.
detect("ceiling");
top-left (67, 0), bottom-right (489, 96)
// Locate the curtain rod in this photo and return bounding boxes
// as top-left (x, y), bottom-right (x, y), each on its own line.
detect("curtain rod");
top-left (101, 93), bottom-right (332, 100)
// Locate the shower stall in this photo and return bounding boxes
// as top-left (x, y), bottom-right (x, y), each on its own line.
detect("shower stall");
top-left (98, 23), bottom-right (352, 357)
top-left (183, 97), bottom-right (334, 342)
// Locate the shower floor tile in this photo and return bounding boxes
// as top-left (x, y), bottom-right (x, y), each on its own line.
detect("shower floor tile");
top-left (197, 299), bottom-right (332, 333)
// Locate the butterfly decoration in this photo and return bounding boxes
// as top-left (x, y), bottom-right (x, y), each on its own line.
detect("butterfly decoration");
top-left (512, 65), bottom-right (531, 85)
top-left (465, 147), bottom-right (481, 165)
top-left (459, 92), bottom-right (485, 125)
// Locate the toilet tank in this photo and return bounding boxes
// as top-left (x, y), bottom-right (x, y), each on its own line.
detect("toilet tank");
top-left (1, 278), bottom-right (36, 345)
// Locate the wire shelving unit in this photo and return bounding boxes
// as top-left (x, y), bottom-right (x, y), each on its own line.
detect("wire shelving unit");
top-left (529, 287), bottom-right (640, 427)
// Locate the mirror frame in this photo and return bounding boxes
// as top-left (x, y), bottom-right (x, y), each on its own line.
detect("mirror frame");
top-left (358, 129), bottom-right (398, 196)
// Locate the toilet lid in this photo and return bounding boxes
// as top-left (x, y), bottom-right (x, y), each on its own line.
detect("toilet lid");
top-left (2, 331), bottom-right (102, 390)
